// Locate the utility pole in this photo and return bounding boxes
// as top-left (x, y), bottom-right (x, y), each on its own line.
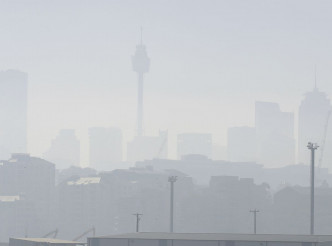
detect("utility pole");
top-left (307, 142), bottom-right (319, 235)
top-left (133, 213), bottom-right (143, 232)
top-left (168, 176), bottom-right (177, 233)
top-left (250, 209), bottom-right (259, 234)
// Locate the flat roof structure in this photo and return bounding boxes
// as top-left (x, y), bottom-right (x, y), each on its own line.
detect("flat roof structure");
top-left (9, 238), bottom-right (84, 246)
top-left (88, 233), bottom-right (332, 246)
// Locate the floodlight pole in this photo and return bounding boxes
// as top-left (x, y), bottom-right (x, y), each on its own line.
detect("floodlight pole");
top-left (168, 176), bottom-right (177, 233)
top-left (250, 209), bottom-right (259, 234)
top-left (307, 142), bottom-right (319, 235)
top-left (133, 213), bottom-right (143, 232)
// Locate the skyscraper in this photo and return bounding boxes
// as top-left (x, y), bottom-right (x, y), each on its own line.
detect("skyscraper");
top-left (132, 31), bottom-right (150, 137)
top-left (0, 70), bottom-right (27, 159)
top-left (255, 101), bottom-right (295, 167)
top-left (298, 88), bottom-right (332, 166)
top-left (89, 127), bottom-right (122, 170)
top-left (43, 129), bottom-right (80, 169)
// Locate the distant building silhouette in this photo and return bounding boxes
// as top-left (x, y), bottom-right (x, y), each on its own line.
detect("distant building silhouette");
top-left (136, 157), bottom-right (332, 188)
top-left (298, 88), bottom-right (332, 166)
top-left (0, 70), bottom-right (27, 159)
top-left (0, 153), bottom-right (55, 240)
top-left (227, 126), bottom-right (256, 162)
top-left (127, 131), bottom-right (167, 162)
top-left (56, 176), bottom-right (101, 239)
top-left (273, 185), bottom-right (332, 234)
top-left (177, 133), bottom-right (212, 159)
top-left (132, 31), bottom-right (150, 137)
top-left (0, 153), bottom-right (55, 201)
top-left (89, 127), bottom-right (122, 170)
top-left (96, 167), bottom-right (189, 234)
top-left (56, 166), bottom-right (97, 185)
top-left (44, 129), bottom-right (80, 169)
top-left (255, 101), bottom-right (295, 167)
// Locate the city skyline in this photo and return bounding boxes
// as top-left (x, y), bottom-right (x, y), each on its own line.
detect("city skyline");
top-left (2, 1), bottom-right (332, 243)
top-left (1, 1), bottom-right (332, 166)
top-left (2, 66), bottom-right (330, 169)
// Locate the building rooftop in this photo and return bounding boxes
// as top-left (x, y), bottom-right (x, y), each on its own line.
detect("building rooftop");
top-left (90, 233), bottom-right (332, 243)
top-left (0, 196), bottom-right (19, 202)
top-left (67, 177), bottom-right (101, 186)
top-left (11, 238), bottom-right (81, 244)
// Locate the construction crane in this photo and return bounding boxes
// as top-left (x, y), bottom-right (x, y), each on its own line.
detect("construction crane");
top-left (318, 109), bottom-right (332, 168)
top-left (72, 227), bottom-right (95, 242)
top-left (42, 229), bottom-right (58, 238)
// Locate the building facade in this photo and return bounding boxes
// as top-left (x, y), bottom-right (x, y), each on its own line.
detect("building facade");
top-left (255, 101), bottom-right (295, 167)
top-left (44, 129), bottom-right (80, 169)
top-left (0, 70), bottom-right (27, 160)
top-left (298, 88), bottom-right (332, 167)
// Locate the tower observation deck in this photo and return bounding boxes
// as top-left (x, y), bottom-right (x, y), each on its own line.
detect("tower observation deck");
top-left (132, 34), bottom-right (150, 137)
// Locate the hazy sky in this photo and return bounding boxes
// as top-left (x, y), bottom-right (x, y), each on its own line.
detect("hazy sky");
top-left (1, 0), bottom-right (332, 165)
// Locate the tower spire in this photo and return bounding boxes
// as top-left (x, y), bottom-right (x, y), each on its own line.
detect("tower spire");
top-left (132, 29), bottom-right (150, 137)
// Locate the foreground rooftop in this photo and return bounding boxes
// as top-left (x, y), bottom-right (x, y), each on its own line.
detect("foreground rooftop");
top-left (90, 232), bottom-right (332, 243)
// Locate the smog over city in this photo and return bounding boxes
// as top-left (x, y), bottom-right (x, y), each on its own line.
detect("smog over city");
top-left (2, 1), bottom-right (332, 246)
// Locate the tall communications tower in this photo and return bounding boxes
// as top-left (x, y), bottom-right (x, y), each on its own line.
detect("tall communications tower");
top-left (132, 30), bottom-right (150, 137)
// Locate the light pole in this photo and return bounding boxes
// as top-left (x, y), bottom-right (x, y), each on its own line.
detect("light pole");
top-left (307, 142), bottom-right (319, 235)
top-left (250, 209), bottom-right (259, 234)
top-left (133, 213), bottom-right (143, 232)
top-left (168, 176), bottom-right (177, 233)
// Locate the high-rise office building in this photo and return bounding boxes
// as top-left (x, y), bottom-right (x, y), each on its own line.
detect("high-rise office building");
top-left (177, 133), bottom-right (212, 159)
top-left (298, 88), bottom-right (332, 166)
top-left (255, 101), bottom-right (295, 167)
top-left (44, 129), bottom-right (80, 169)
top-left (0, 70), bottom-right (27, 159)
top-left (89, 127), bottom-right (122, 170)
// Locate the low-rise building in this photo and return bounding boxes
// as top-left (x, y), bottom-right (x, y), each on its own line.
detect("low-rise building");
top-left (9, 238), bottom-right (83, 246)
top-left (88, 233), bottom-right (332, 246)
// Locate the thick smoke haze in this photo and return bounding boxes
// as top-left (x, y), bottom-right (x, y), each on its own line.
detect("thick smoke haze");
top-left (4, 1), bottom-right (332, 244)
top-left (1, 0), bottom-right (332, 165)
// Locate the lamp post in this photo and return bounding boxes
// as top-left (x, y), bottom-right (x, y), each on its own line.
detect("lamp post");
top-left (307, 142), bottom-right (319, 235)
top-left (132, 213), bottom-right (143, 232)
top-left (168, 176), bottom-right (177, 233)
top-left (250, 209), bottom-right (259, 234)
